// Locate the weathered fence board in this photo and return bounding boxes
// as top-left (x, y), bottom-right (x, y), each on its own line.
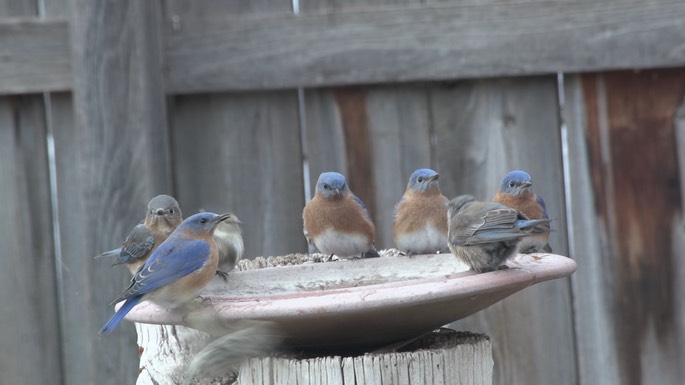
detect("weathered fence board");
top-left (58, 1), bottom-right (172, 384)
top-left (565, 69), bottom-right (685, 385)
top-left (0, 19), bottom-right (71, 94)
top-left (562, 74), bottom-right (621, 385)
top-left (171, 91), bottom-right (307, 258)
top-left (165, 0), bottom-right (685, 93)
top-left (0, 96), bottom-right (62, 385)
top-left (0, 5), bottom-right (62, 385)
top-left (429, 76), bottom-right (576, 385)
top-left (0, 0), bottom-right (36, 16)
top-left (3, 0), bottom-right (685, 94)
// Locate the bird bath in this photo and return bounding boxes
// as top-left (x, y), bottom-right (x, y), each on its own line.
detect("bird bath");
top-left (124, 252), bottom-right (576, 353)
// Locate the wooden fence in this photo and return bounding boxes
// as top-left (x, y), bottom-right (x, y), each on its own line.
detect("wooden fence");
top-left (1, 1), bottom-right (684, 384)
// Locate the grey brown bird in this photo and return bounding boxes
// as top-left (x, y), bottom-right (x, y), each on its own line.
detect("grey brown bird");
top-left (97, 194), bottom-right (183, 275)
top-left (447, 195), bottom-right (552, 272)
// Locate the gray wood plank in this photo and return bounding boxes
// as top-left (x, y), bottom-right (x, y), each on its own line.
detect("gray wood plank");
top-left (0, 96), bottom-right (62, 385)
top-left (565, 69), bottom-right (685, 385)
top-left (3, 0), bottom-right (684, 95)
top-left (562, 74), bottom-right (621, 385)
top-left (365, 85), bottom-right (434, 249)
top-left (171, 91), bottom-right (307, 258)
top-left (0, 19), bottom-right (71, 94)
top-left (163, 0), bottom-right (291, 26)
top-left (165, 0), bottom-right (685, 93)
top-left (304, 87), bottom-right (349, 190)
top-left (0, 0), bottom-right (36, 16)
top-left (59, 1), bottom-right (172, 383)
top-left (40, 0), bottom-right (68, 19)
top-left (431, 76), bottom-right (576, 385)
top-left (299, 0), bottom-right (415, 13)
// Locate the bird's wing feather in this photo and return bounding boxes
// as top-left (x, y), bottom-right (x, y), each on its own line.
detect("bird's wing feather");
top-left (535, 195), bottom-right (549, 219)
top-left (352, 194), bottom-right (372, 219)
top-left (450, 203), bottom-right (526, 245)
top-left (114, 224), bottom-right (155, 265)
top-left (113, 239), bottom-right (210, 302)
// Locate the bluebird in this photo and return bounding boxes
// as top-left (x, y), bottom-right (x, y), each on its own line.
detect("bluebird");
top-left (447, 195), bottom-right (552, 273)
top-left (97, 194), bottom-right (183, 275)
top-left (302, 172), bottom-right (380, 259)
top-left (99, 212), bottom-right (231, 335)
top-left (214, 213), bottom-right (244, 272)
top-left (392, 168), bottom-right (449, 254)
top-left (492, 170), bottom-right (552, 253)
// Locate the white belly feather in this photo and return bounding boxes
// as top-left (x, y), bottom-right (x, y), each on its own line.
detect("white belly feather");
top-left (395, 224), bottom-right (448, 254)
top-left (314, 228), bottom-right (371, 257)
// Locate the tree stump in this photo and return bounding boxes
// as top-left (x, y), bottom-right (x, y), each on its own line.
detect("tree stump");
top-left (236, 330), bottom-right (492, 385)
top-left (136, 325), bottom-right (492, 385)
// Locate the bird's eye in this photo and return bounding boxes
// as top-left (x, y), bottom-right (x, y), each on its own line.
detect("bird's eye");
top-left (323, 183), bottom-right (330, 190)
top-left (199, 218), bottom-right (208, 224)
top-left (509, 181), bottom-right (515, 187)
top-left (417, 177), bottom-right (424, 183)
top-left (169, 208), bottom-right (174, 214)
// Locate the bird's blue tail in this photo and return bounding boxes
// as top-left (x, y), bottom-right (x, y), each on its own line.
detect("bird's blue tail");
top-left (514, 218), bottom-right (552, 231)
top-left (99, 295), bottom-right (143, 335)
top-left (95, 247), bottom-right (121, 260)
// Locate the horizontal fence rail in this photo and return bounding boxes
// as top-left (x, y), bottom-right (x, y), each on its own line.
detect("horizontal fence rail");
top-left (2, 0), bottom-right (685, 95)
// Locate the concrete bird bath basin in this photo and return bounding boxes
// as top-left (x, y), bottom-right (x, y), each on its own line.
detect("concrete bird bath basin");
top-left (123, 252), bottom-right (576, 353)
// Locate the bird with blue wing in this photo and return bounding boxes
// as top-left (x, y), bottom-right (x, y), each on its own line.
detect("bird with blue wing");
top-left (447, 195), bottom-right (552, 273)
top-left (302, 172), bottom-right (380, 259)
top-left (96, 194), bottom-right (183, 275)
top-left (492, 170), bottom-right (552, 253)
top-left (99, 212), bottom-right (231, 335)
top-left (393, 168), bottom-right (449, 255)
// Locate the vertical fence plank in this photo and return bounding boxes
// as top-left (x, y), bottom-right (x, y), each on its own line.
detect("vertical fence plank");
top-left (0, 0), bottom-right (62, 382)
top-left (61, 1), bottom-right (172, 384)
top-left (0, 96), bottom-right (62, 385)
top-left (431, 76), bottom-right (576, 385)
top-left (165, 1), bottom-right (306, 258)
top-left (0, 0), bottom-right (36, 16)
top-left (300, 0), bottom-right (429, 251)
top-left (562, 74), bottom-right (621, 385)
top-left (366, 85), bottom-right (434, 249)
top-left (171, 91), bottom-right (306, 258)
top-left (566, 69), bottom-right (685, 385)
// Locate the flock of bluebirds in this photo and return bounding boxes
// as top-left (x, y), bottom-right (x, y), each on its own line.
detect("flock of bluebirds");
top-left (97, 168), bottom-right (551, 335)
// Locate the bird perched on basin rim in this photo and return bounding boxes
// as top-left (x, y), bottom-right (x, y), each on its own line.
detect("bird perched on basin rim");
top-left (393, 168), bottom-right (449, 254)
top-left (492, 170), bottom-right (552, 253)
top-left (447, 195), bottom-right (552, 273)
top-left (99, 211), bottom-right (231, 335)
top-left (213, 213), bottom-right (244, 272)
top-left (96, 194), bottom-right (183, 275)
top-left (302, 172), bottom-right (380, 259)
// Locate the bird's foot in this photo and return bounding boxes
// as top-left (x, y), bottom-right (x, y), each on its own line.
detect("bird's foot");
top-left (215, 270), bottom-right (230, 282)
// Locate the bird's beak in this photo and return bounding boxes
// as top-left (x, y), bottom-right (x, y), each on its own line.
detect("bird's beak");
top-left (430, 174), bottom-right (439, 181)
top-left (214, 213), bottom-right (232, 223)
top-left (334, 188), bottom-right (340, 195)
top-left (155, 209), bottom-right (165, 216)
top-left (523, 181), bottom-right (532, 188)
